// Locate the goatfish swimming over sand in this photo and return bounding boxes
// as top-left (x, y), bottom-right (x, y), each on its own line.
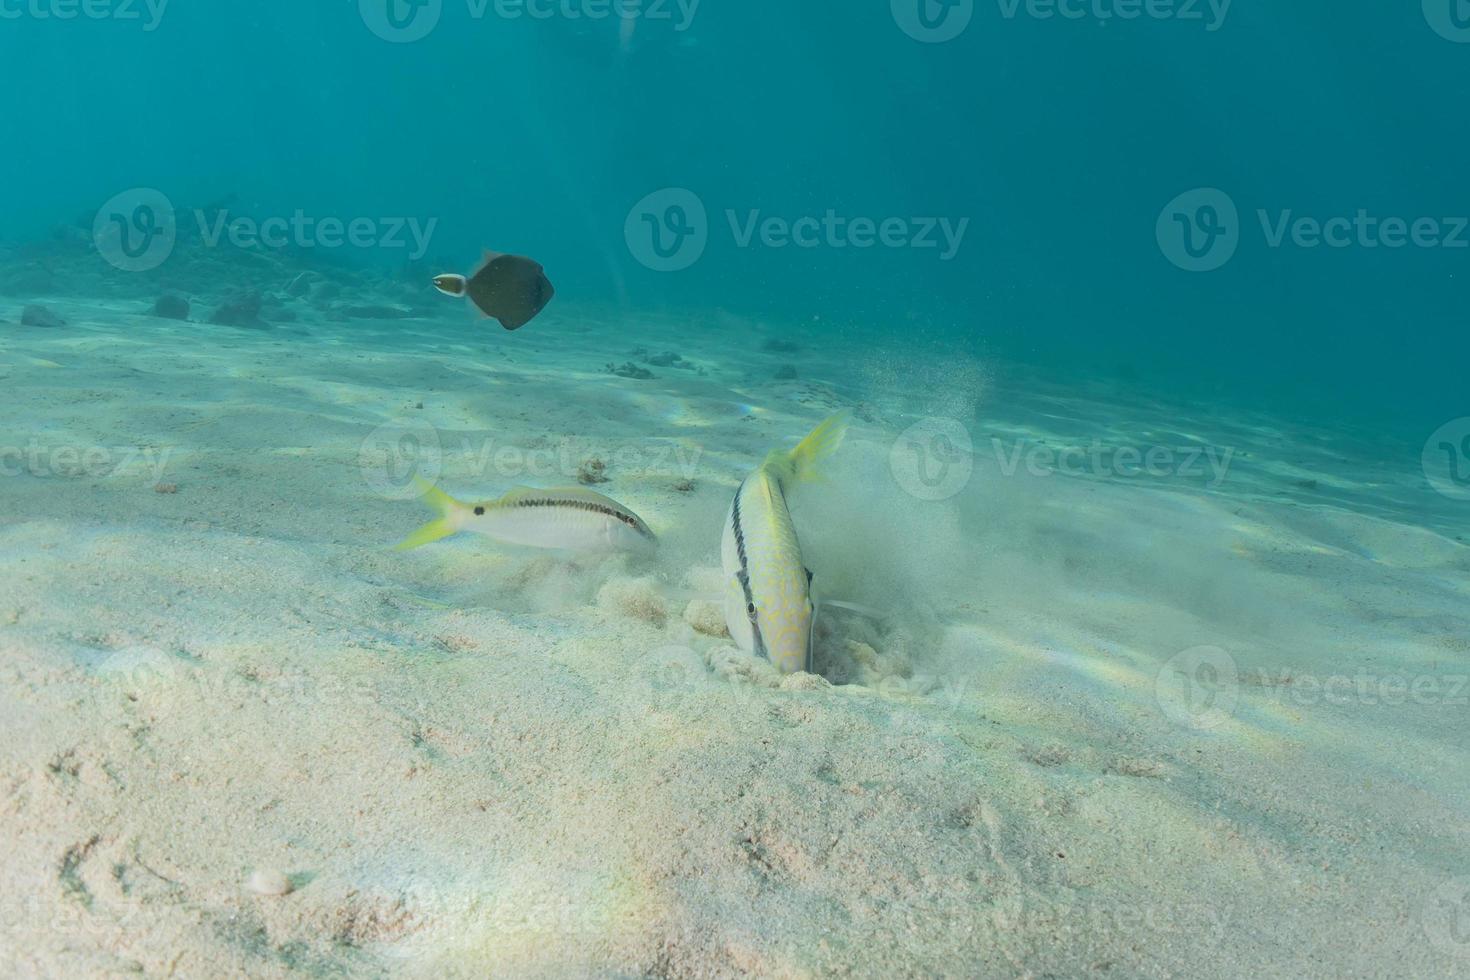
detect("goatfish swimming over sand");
top-left (722, 412), bottom-right (849, 674)
top-left (397, 478), bottom-right (656, 553)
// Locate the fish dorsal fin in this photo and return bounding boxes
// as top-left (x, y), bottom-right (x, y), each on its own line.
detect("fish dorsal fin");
top-left (498, 485), bottom-right (628, 509)
top-left (497, 485), bottom-right (546, 504)
top-left (753, 468), bottom-right (784, 517)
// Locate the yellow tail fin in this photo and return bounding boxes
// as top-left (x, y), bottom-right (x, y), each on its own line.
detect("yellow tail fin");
top-left (394, 477), bottom-right (465, 551)
top-left (767, 411), bottom-right (849, 484)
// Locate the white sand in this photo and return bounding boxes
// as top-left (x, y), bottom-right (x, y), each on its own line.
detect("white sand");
top-left (2, 291), bottom-right (1468, 977)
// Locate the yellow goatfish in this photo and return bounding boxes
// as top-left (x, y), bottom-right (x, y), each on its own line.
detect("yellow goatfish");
top-left (397, 478), bottom-right (656, 553)
top-left (722, 412), bottom-right (848, 674)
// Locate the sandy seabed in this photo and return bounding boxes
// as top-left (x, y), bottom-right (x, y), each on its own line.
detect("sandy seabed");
top-left (1, 286), bottom-right (1468, 978)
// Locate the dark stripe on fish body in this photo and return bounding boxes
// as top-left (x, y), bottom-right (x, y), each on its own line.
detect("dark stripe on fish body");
top-left (731, 482), bottom-right (766, 658)
top-left (513, 495), bottom-right (652, 538)
top-left (731, 482), bottom-right (751, 570)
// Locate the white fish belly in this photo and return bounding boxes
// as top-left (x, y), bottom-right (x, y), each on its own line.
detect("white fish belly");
top-left (476, 505), bottom-right (646, 552)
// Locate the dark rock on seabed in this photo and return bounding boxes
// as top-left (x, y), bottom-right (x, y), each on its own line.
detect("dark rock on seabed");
top-left (20, 305), bottom-right (66, 328)
top-left (210, 291), bottom-right (269, 329)
top-left (154, 294), bottom-right (191, 320)
top-left (606, 362), bottom-right (655, 380)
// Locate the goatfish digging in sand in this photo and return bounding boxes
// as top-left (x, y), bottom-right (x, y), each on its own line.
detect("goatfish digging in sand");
top-left (433, 250), bottom-right (555, 331)
top-left (397, 478), bottom-right (656, 552)
top-left (723, 412), bottom-right (848, 675)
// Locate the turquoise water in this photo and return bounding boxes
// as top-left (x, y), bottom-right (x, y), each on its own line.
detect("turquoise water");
top-left (3, 5), bottom-right (1470, 977)
top-left (4, 3), bottom-right (1467, 434)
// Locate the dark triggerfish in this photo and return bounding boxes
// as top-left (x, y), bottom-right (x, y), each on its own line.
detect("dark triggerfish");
top-left (433, 251), bottom-right (555, 331)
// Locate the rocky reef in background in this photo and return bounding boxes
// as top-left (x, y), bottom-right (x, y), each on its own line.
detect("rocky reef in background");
top-left (0, 209), bottom-right (448, 330)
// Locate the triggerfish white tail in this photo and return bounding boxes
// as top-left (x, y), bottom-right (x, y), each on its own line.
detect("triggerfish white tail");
top-left (397, 478), bottom-right (656, 553)
top-left (721, 412), bottom-right (849, 674)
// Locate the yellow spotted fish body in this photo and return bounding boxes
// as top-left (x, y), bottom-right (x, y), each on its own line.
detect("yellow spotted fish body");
top-left (721, 413), bottom-right (848, 674)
